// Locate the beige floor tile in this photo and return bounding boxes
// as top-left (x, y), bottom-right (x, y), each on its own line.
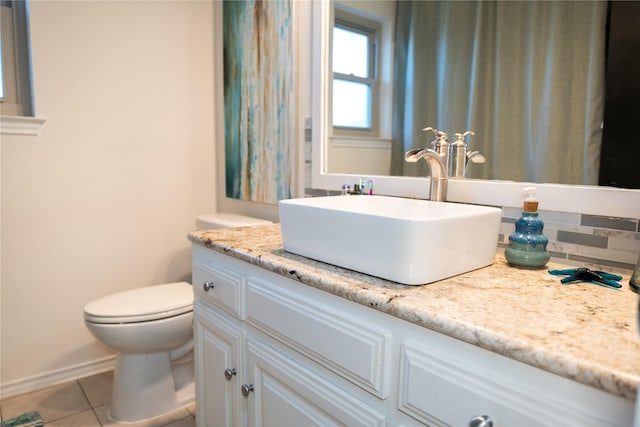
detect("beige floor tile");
top-left (45, 409), bottom-right (101, 426)
top-left (0, 382), bottom-right (90, 423)
top-left (163, 415), bottom-right (196, 427)
top-left (78, 370), bottom-right (113, 407)
top-left (95, 404), bottom-right (193, 427)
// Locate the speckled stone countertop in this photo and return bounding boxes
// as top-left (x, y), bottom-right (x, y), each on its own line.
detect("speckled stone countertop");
top-left (188, 224), bottom-right (640, 401)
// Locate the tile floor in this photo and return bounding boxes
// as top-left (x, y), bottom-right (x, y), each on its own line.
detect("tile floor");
top-left (0, 371), bottom-right (196, 427)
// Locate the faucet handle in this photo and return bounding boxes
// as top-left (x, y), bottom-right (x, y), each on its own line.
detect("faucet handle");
top-left (453, 131), bottom-right (475, 146)
top-left (422, 126), bottom-right (447, 140)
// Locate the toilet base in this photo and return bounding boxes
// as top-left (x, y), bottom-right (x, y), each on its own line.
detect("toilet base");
top-left (109, 351), bottom-right (195, 423)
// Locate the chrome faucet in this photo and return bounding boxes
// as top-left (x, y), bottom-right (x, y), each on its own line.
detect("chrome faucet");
top-left (405, 148), bottom-right (448, 202)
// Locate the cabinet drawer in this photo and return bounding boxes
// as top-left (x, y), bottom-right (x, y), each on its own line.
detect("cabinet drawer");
top-left (192, 260), bottom-right (246, 320)
top-left (398, 342), bottom-right (630, 427)
top-left (246, 334), bottom-right (386, 427)
top-left (399, 343), bottom-right (544, 426)
top-left (246, 277), bottom-right (390, 398)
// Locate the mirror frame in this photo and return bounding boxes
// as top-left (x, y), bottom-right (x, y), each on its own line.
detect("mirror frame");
top-left (311, 0), bottom-right (639, 218)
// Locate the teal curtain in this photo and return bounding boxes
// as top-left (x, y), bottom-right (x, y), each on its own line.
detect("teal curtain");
top-left (224, 0), bottom-right (293, 203)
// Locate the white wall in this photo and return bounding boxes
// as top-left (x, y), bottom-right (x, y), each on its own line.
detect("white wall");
top-left (326, 137), bottom-right (391, 175)
top-left (1, 0), bottom-right (215, 397)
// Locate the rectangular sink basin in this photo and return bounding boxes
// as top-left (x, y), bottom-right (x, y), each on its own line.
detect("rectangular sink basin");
top-left (279, 195), bottom-right (502, 285)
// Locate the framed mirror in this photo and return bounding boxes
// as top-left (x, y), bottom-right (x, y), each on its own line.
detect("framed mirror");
top-left (311, 0), bottom-right (640, 218)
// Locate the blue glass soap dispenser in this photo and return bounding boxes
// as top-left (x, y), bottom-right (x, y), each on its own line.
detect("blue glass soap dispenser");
top-left (505, 187), bottom-right (550, 268)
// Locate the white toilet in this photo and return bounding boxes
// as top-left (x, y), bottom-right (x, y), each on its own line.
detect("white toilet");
top-left (83, 213), bottom-right (272, 423)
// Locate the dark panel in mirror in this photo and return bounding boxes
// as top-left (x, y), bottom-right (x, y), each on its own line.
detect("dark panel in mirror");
top-left (599, 1), bottom-right (640, 189)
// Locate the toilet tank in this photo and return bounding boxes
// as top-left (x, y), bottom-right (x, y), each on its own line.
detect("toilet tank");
top-left (195, 213), bottom-right (272, 230)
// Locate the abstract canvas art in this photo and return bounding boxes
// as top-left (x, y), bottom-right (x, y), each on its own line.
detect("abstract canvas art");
top-left (224, 0), bottom-right (293, 203)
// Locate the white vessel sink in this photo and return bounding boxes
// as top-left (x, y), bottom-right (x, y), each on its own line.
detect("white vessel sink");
top-left (279, 195), bottom-right (502, 285)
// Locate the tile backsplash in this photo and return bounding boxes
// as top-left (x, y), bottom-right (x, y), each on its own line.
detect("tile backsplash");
top-left (499, 208), bottom-right (639, 273)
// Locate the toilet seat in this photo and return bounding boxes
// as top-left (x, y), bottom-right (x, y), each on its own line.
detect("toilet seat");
top-left (84, 282), bottom-right (193, 324)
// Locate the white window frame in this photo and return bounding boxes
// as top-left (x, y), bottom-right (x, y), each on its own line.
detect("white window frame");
top-left (331, 7), bottom-right (381, 138)
top-left (1, 1), bottom-right (31, 116)
top-left (1, 0), bottom-right (45, 136)
top-left (1, 5), bottom-right (18, 108)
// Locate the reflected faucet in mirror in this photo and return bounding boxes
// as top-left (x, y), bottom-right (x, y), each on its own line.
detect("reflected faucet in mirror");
top-left (451, 131), bottom-right (486, 178)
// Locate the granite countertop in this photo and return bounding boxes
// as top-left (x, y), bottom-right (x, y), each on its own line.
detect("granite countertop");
top-left (189, 224), bottom-right (640, 401)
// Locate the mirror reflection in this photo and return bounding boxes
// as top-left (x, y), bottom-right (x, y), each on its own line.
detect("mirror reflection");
top-left (326, 1), bottom-right (608, 186)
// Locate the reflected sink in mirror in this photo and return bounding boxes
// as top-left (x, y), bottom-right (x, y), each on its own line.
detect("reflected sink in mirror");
top-left (279, 195), bottom-right (502, 285)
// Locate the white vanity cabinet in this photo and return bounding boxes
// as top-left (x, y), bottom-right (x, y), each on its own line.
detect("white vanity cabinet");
top-left (192, 244), bottom-right (635, 427)
top-left (193, 244), bottom-right (387, 427)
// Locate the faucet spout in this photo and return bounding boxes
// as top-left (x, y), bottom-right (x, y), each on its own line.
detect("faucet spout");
top-left (404, 148), bottom-right (448, 202)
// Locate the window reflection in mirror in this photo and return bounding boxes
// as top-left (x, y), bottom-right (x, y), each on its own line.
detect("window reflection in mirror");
top-left (327, 1), bottom-right (394, 175)
top-left (332, 7), bottom-right (380, 136)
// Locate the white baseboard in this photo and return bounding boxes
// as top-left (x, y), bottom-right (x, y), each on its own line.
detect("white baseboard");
top-left (0, 355), bottom-right (116, 400)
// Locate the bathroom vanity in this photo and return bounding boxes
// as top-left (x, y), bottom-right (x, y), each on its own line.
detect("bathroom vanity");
top-left (189, 224), bottom-right (639, 426)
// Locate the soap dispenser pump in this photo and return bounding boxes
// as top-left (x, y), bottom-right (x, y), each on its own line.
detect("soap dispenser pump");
top-left (505, 187), bottom-right (550, 268)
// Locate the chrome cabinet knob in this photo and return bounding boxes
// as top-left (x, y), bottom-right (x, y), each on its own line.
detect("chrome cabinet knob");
top-left (469, 415), bottom-right (493, 427)
top-left (241, 383), bottom-right (254, 397)
top-left (224, 368), bottom-right (237, 380)
top-left (202, 281), bottom-right (215, 291)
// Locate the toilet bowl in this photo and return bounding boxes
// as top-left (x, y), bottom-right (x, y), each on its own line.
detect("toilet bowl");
top-left (83, 213), bottom-right (271, 423)
top-left (84, 282), bottom-right (195, 422)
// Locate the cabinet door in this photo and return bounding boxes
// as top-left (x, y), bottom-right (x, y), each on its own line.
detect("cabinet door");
top-left (244, 335), bottom-right (385, 427)
top-left (194, 302), bottom-right (245, 427)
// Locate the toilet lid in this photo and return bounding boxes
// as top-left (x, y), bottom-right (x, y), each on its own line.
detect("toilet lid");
top-left (84, 282), bottom-right (193, 324)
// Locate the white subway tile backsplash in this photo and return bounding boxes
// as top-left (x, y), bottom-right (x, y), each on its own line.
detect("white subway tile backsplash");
top-left (486, 209), bottom-right (637, 272)
top-left (304, 163), bottom-right (312, 188)
top-left (304, 140), bottom-right (313, 162)
top-left (498, 222), bottom-right (514, 241)
top-left (573, 244), bottom-right (638, 264)
top-left (557, 230), bottom-right (608, 248)
top-left (593, 228), bottom-right (640, 239)
top-left (581, 215), bottom-right (638, 232)
top-left (502, 207), bottom-right (521, 219)
top-left (568, 254), bottom-right (635, 271)
top-left (539, 210), bottom-right (581, 226)
top-left (608, 235), bottom-right (640, 252)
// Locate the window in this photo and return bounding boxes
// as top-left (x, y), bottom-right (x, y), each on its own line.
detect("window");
top-left (1, 0), bottom-right (33, 117)
top-left (332, 9), bottom-right (380, 137)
